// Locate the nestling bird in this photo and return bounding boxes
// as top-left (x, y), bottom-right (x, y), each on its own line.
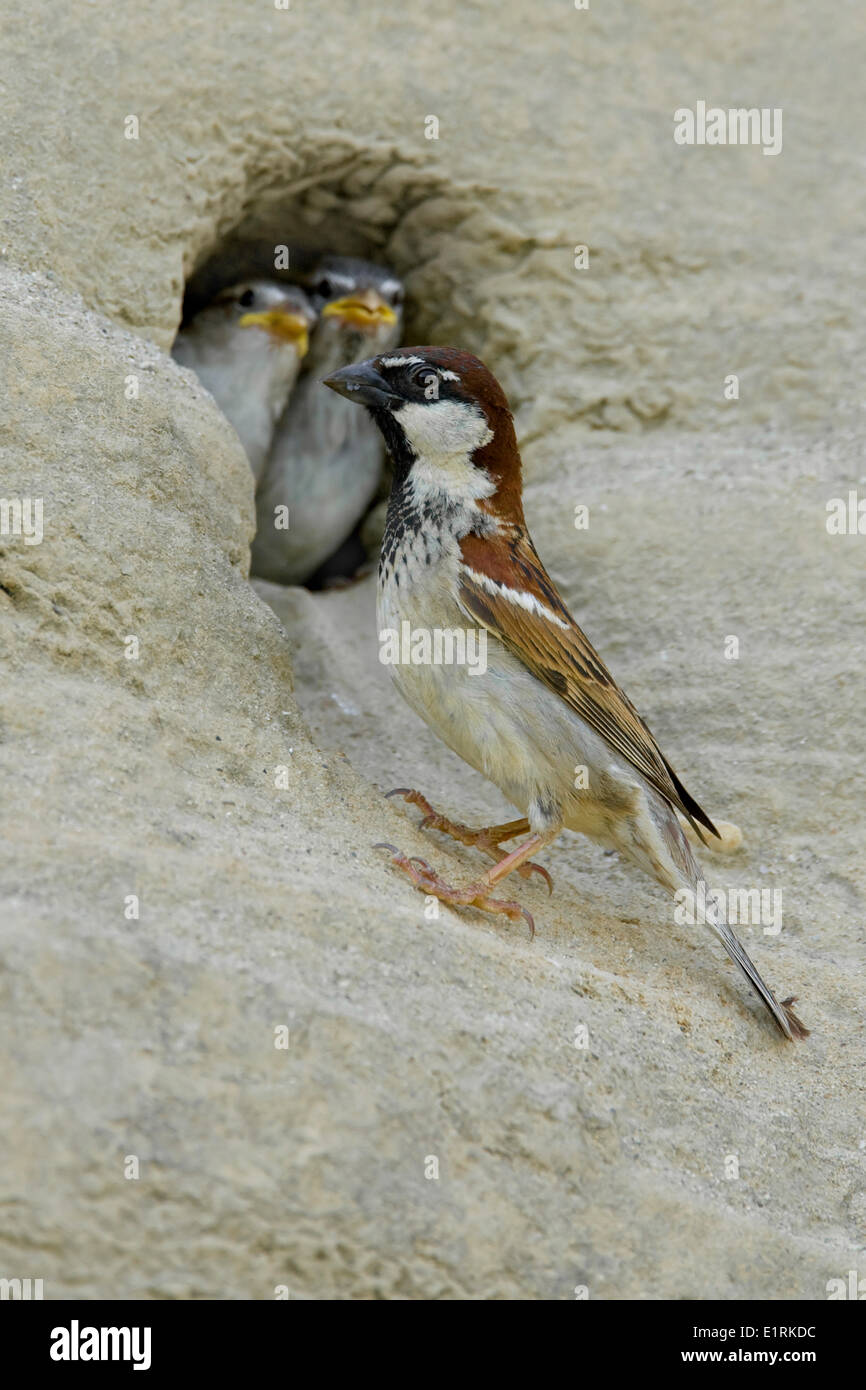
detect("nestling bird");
top-left (251, 256), bottom-right (403, 585)
top-left (324, 347), bottom-right (808, 1042)
top-left (172, 280), bottom-right (316, 483)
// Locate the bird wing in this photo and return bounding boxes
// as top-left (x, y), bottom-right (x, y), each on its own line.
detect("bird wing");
top-left (458, 526), bottom-right (718, 840)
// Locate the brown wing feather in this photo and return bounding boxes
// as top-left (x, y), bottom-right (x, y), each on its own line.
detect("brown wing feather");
top-left (459, 527), bottom-right (719, 841)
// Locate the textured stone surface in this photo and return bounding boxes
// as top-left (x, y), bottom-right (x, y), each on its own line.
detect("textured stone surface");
top-left (0, 2), bottom-right (864, 1301)
top-left (3, 2), bottom-right (865, 433)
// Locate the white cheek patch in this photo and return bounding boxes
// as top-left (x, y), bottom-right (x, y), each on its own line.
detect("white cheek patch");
top-left (396, 398), bottom-right (493, 460)
top-left (396, 399), bottom-right (496, 508)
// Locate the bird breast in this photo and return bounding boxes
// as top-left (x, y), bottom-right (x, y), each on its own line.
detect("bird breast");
top-left (377, 510), bottom-right (639, 838)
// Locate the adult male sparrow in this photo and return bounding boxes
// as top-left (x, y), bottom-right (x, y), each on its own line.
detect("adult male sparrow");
top-left (251, 256), bottom-right (403, 586)
top-left (323, 347), bottom-right (808, 1042)
top-left (172, 281), bottom-right (315, 483)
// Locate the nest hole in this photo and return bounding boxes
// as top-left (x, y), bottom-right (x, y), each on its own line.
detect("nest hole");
top-left (173, 151), bottom-right (500, 586)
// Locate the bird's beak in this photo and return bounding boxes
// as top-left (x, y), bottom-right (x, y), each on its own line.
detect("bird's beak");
top-left (323, 360), bottom-right (402, 408)
top-left (238, 306), bottom-right (310, 356)
top-left (321, 288), bottom-right (398, 330)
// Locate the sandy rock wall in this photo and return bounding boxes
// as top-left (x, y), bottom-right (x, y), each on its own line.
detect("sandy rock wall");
top-left (0, 1), bottom-right (863, 1299)
top-left (3, 3), bottom-right (865, 431)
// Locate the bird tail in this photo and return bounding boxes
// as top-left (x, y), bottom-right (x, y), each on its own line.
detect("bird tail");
top-left (707, 911), bottom-right (809, 1040)
top-left (648, 796), bottom-right (809, 1040)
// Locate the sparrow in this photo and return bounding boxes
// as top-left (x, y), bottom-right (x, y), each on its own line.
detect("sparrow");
top-left (251, 256), bottom-right (403, 586)
top-left (323, 347), bottom-right (809, 1042)
top-left (172, 281), bottom-right (316, 484)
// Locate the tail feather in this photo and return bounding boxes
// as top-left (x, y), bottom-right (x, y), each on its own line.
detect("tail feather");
top-left (704, 908), bottom-right (810, 1040)
top-left (641, 792), bottom-right (810, 1041)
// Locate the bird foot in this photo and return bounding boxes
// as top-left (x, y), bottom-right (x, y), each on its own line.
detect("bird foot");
top-left (373, 843), bottom-right (535, 937)
top-left (385, 787), bottom-right (552, 893)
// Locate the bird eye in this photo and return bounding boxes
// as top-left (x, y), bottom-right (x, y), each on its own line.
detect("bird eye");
top-left (238, 288), bottom-right (255, 308)
top-left (410, 366), bottom-right (440, 397)
top-left (390, 287), bottom-right (404, 307)
top-left (316, 277), bottom-right (333, 299)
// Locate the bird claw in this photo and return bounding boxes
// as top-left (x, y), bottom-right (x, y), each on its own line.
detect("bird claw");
top-left (521, 861), bottom-right (554, 895)
top-left (384, 786), bottom-right (553, 894)
top-left (386, 787), bottom-right (431, 812)
top-left (375, 843), bottom-right (535, 937)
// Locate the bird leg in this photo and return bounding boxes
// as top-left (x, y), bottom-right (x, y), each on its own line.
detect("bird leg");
top-left (385, 788), bottom-right (552, 891)
top-left (374, 829), bottom-right (558, 938)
